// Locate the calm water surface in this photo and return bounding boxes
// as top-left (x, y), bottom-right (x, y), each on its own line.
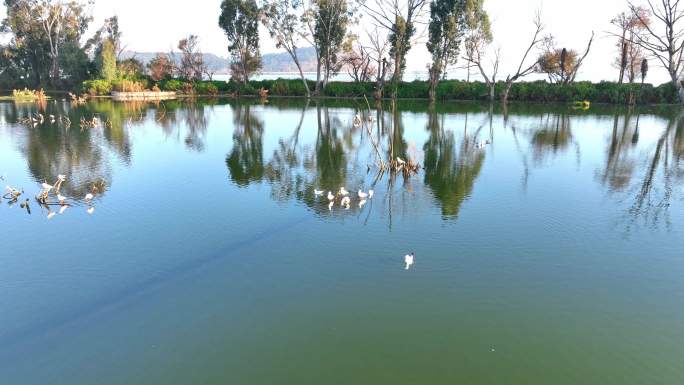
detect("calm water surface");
top-left (0, 98), bottom-right (683, 385)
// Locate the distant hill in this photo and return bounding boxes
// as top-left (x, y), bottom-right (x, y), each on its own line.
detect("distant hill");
top-left (121, 47), bottom-right (318, 75)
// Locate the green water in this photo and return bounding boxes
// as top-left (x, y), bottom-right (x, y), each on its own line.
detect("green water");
top-left (0, 98), bottom-right (683, 385)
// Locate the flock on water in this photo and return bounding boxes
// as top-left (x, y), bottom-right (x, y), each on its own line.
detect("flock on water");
top-left (3, 174), bottom-right (100, 219)
top-left (315, 186), bottom-right (374, 211)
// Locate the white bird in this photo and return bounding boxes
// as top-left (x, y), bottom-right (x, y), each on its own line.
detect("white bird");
top-left (314, 189), bottom-right (324, 196)
top-left (49, 114), bottom-right (55, 123)
top-left (340, 196), bottom-right (351, 207)
top-left (87, 207), bottom-right (95, 215)
top-left (57, 194), bottom-right (66, 204)
top-left (41, 182), bottom-right (53, 191)
top-left (59, 205), bottom-right (68, 214)
top-left (359, 199), bottom-right (367, 208)
top-left (57, 174), bottom-right (66, 182)
top-left (404, 253), bottom-right (415, 270)
top-left (339, 187), bottom-right (349, 196)
top-left (85, 193), bottom-right (94, 202)
top-left (368, 189), bottom-right (374, 199)
top-left (327, 191), bottom-right (335, 201)
top-left (358, 190), bottom-right (368, 199)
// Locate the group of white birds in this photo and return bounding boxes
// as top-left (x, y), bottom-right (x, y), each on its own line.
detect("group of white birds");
top-left (314, 186), bottom-right (374, 211)
top-left (5, 174), bottom-right (97, 218)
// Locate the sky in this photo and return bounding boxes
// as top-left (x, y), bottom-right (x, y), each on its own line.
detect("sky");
top-left (0, 0), bottom-right (672, 84)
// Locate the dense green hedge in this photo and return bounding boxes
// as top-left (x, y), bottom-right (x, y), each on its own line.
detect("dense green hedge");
top-left (80, 77), bottom-right (680, 105)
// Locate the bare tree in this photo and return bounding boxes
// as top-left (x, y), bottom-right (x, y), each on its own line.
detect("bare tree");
top-left (611, 6), bottom-right (650, 83)
top-left (501, 11), bottom-right (544, 105)
top-left (536, 32), bottom-right (595, 84)
top-left (366, 26), bottom-right (392, 100)
top-left (362, 0), bottom-right (429, 98)
top-left (625, 0), bottom-right (684, 102)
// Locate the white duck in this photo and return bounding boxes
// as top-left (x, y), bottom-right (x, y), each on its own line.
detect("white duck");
top-left (57, 194), bottom-right (66, 204)
top-left (327, 191), bottom-right (335, 201)
top-left (404, 252), bottom-right (415, 270)
top-left (339, 187), bottom-right (349, 196)
top-left (358, 189), bottom-right (368, 199)
top-left (314, 189), bottom-right (324, 196)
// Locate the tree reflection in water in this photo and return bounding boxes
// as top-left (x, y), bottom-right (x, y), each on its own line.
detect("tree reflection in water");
top-left (226, 103), bottom-right (265, 187)
top-left (423, 108), bottom-right (485, 219)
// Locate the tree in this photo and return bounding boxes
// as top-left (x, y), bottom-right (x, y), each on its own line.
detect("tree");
top-left (177, 35), bottom-right (205, 81)
top-left (304, 0), bottom-right (353, 94)
top-left (611, 6), bottom-right (649, 84)
top-left (261, 0), bottom-right (312, 97)
top-left (147, 53), bottom-right (174, 81)
top-left (501, 11), bottom-right (544, 104)
top-left (535, 32), bottom-right (594, 84)
top-left (1, 0), bottom-right (92, 87)
top-left (462, 0), bottom-right (496, 101)
top-left (341, 35), bottom-right (375, 82)
top-left (623, 0), bottom-right (684, 102)
top-left (427, 0), bottom-right (466, 101)
top-left (118, 57), bottom-right (144, 78)
top-left (362, 0), bottom-right (428, 98)
top-left (219, 0), bottom-right (262, 84)
top-left (99, 38), bottom-right (117, 81)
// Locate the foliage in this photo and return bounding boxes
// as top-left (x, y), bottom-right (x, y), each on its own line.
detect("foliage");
top-left (177, 35), bottom-right (205, 81)
top-left (99, 38), bottom-right (118, 81)
top-left (118, 58), bottom-right (145, 79)
top-left (219, 0), bottom-right (262, 83)
top-left (12, 88), bottom-right (47, 100)
top-left (1, 0), bottom-right (93, 88)
top-left (82, 79), bottom-right (113, 96)
top-left (112, 78), bottom-right (148, 92)
top-left (147, 53), bottom-right (175, 82)
top-left (427, 0), bottom-right (466, 99)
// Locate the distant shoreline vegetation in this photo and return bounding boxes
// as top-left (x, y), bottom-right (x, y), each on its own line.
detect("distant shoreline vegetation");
top-left (68, 77), bottom-right (677, 105)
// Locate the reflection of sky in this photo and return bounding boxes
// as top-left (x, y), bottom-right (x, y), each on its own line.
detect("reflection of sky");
top-left (1, 101), bottom-right (684, 385)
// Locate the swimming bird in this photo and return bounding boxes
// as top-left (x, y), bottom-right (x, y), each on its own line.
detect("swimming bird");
top-left (353, 114), bottom-right (362, 127)
top-left (41, 182), bottom-right (53, 191)
top-left (85, 193), bottom-right (94, 202)
top-left (314, 189), bottom-right (324, 196)
top-left (57, 194), bottom-right (66, 204)
top-left (339, 187), bottom-right (349, 196)
top-left (404, 252), bottom-right (415, 270)
top-left (368, 189), bottom-right (374, 199)
top-left (327, 191), bottom-right (335, 201)
top-left (358, 190), bottom-right (368, 199)
top-left (87, 207), bottom-right (95, 215)
top-left (57, 174), bottom-right (66, 182)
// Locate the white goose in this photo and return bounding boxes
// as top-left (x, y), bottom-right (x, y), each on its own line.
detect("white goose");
top-left (404, 252), bottom-right (415, 270)
top-left (339, 187), bottom-right (349, 196)
top-left (358, 190), bottom-right (368, 199)
top-left (327, 191), bottom-right (335, 201)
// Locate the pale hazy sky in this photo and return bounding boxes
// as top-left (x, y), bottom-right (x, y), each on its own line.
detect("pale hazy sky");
top-left (0, 0), bottom-right (672, 84)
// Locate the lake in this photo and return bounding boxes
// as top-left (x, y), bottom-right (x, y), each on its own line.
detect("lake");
top-left (0, 98), bottom-right (683, 385)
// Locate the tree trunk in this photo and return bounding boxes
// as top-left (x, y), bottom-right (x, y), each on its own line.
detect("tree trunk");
top-left (428, 67), bottom-right (439, 102)
top-left (502, 81), bottom-right (514, 105)
top-left (315, 59), bottom-right (322, 96)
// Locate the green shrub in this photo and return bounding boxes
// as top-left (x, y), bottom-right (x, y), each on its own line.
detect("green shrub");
top-left (82, 79), bottom-right (113, 96)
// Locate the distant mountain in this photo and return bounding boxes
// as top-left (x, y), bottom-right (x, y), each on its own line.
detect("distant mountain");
top-left (121, 47), bottom-right (318, 75)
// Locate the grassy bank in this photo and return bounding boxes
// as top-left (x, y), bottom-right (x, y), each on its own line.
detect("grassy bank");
top-left (77, 78), bottom-right (681, 105)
